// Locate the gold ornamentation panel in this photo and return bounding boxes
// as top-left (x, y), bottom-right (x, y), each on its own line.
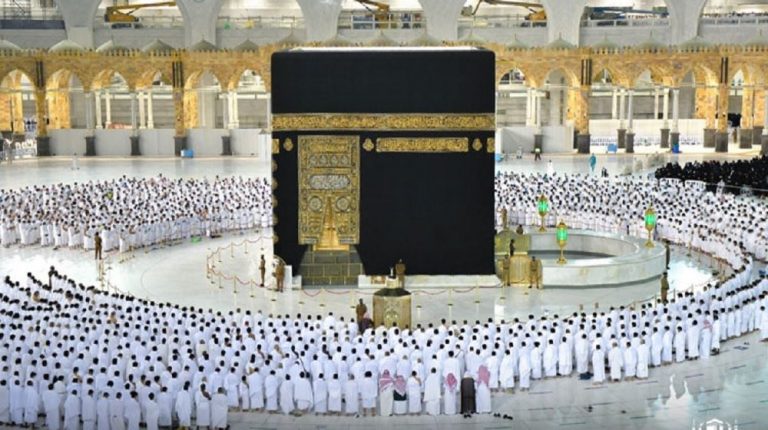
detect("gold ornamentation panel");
top-left (376, 137), bottom-right (469, 153)
top-left (298, 135), bottom-right (360, 246)
top-left (273, 113), bottom-right (495, 131)
top-left (271, 139), bottom-right (280, 154)
top-left (487, 138), bottom-right (495, 153)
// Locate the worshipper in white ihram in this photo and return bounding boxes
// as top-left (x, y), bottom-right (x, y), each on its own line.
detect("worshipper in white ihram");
top-left (424, 368), bottom-right (441, 416)
top-left (211, 388), bottom-right (229, 430)
top-left (407, 372), bottom-right (422, 415)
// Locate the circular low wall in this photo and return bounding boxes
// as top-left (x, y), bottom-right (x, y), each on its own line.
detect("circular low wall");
top-left (528, 230), bottom-right (667, 288)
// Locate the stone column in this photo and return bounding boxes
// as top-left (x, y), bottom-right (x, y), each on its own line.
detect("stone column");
top-left (35, 89), bottom-right (50, 156)
top-left (176, 0), bottom-right (225, 47)
top-left (104, 92), bottom-right (112, 129)
top-left (222, 92), bottom-right (230, 129)
top-left (762, 90), bottom-right (768, 155)
top-left (611, 89), bottom-right (618, 120)
top-left (626, 90), bottom-right (635, 153)
top-left (534, 90), bottom-right (543, 153)
top-left (94, 90), bottom-right (103, 129)
top-left (617, 89), bottom-right (626, 149)
top-left (525, 88), bottom-right (533, 126)
top-left (138, 91), bottom-right (146, 129)
top-left (418, 0), bottom-right (466, 41)
top-left (660, 87), bottom-right (670, 148)
top-left (715, 84), bottom-right (729, 153)
top-left (653, 87), bottom-right (660, 120)
top-left (572, 87), bottom-right (591, 154)
top-left (231, 90), bottom-right (239, 129)
top-left (129, 92), bottom-right (136, 130)
top-left (296, 0), bottom-right (343, 42)
top-left (84, 91), bottom-right (95, 156)
top-left (739, 86), bottom-right (754, 149)
top-left (670, 88), bottom-right (681, 151)
top-left (147, 90), bottom-right (154, 129)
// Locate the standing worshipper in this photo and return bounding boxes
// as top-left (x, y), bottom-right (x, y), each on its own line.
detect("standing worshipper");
top-left (378, 370), bottom-right (394, 417)
top-left (294, 372), bottom-right (313, 415)
top-left (592, 344), bottom-right (606, 384)
top-left (460, 372), bottom-right (476, 418)
top-left (23, 380), bottom-right (39, 428)
top-left (259, 255), bottom-right (266, 287)
top-left (312, 373), bottom-right (328, 415)
top-left (195, 385), bottom-right (212, 429)
top-left (407, 371), bottom-right (422, 415)
top-left (210, 388), bottom-right (228, 430)
top-left (608, 342), bottom-right (623, 382)
top-left (327, 374), bottom-right (342, 415)
top-left (64, 390), bottom-right (80, 430)
top-left (144, 393), bottom-right (160, 430)
top-left (279, 375), bottom-right (294, 415)
top-left (124, 392), bottom-right (141, 430)
top-left (660, 273), bottom-right (669, 304)
top-left (443, 371), bottom-right (458, 415)
top-left (393, 375), bottom-right (407, 415)
top-left (343, 373), bottom-right (359, 416)
top-left (476, 365), bottom-right (492, 414)
top-left (361, 371), bottom-right (377, 417)
top-left (81, 389), bottom-right (96, 430)
top-left (94, 232), bottom-right (103, 260)
top-left (424, 368), bottom-right (441, 416)
top-left (589, 153), bottom-right (597, 175)
top-left (174, 383), bottom-right (192, 428)
top-left (247, 369), bottom-right (263, 411)
top-left (356, 299), bottom-right (367, 333)
top-left (42, 383), bottom-right (61, 430)
top-left (96, 393), bottom-right (110, 430)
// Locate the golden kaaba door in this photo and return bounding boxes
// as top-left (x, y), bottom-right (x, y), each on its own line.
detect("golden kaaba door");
top-left (298, 135), bottom-right (360, 246)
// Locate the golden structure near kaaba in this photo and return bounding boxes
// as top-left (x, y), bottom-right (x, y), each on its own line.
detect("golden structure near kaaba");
top-left (373, 263), bottom-right (412, 329)
top-left (495, 229), bottom-right (539, 286)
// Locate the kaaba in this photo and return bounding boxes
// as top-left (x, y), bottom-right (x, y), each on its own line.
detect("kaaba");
top-left (271, 47), bottom-right (496, 277)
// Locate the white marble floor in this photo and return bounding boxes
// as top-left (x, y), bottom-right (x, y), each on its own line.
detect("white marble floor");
top-left (0, 152), bottom-right (764, 429)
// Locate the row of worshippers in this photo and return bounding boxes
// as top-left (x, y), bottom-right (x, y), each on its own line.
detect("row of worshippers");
top-left (494, 172), bottom-right (768, 262)
top-left (655, 155), bottom-right (768, 195)
top-left (1, 252), bottom-right (767, 428)
top-left (0, 174), bottom-right (272, 253)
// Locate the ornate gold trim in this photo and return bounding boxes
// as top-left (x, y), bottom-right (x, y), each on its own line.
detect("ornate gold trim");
top-left (487, 138), bottom-right (495, 153)
top-left (273, 114), bottom-right (495, 131)
top-left (376, 138), bottom-right (469, 153)
top-left (363, 138), bottom-right (375, 152)
top-left (272, 139), bottom-right (280, 154)
top-left (472, 138), bottom-right (483, 151)
top-left (283, 138), bottom-right (294, 152)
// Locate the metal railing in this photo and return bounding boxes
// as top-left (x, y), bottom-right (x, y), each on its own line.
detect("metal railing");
top-left (581, 17), bottom-right (669, 28)
top-left (0, 6), bottom-right (60, 20)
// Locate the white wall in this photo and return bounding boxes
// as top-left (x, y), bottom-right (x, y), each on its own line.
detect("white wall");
top-left (49, 129), bottom-right (89, 156)
top-left (231, 129), bottom-right (270, 157)
top-left (498, 125), bottom-right (574, 154)
top-left (94, 129), bottom-right (132, 156)
top-left (590, 119), bottom-right (706, 140)
top-left (187, 128), bottom-right (229, 156)
top-left (139, 129), bottom-right (176, 156)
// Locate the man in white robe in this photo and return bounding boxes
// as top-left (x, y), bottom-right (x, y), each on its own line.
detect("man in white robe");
top-left (543, 340), bottom-right (557, 378)
top-left (247, 370), bottom-right (263, 411)
top-left (210, 388), bottom-right (228, 430)
top-left (407, 372), bottom-right (422, 414)
top-left (636, 339), bottom-right (650, 379)
top-left (423, 368), bottom-right (441, 416)
top-left (63, 390), bottom-right (80, 430)
top-left (96, 393), bottom-right (110, 430)
top-left (279, 375), bottom-right (294, 415)
top-left (312, 374), bottom-right (328, 415)
top-left (81, 390), bottom-right (96, 430)
top-left (42, 383), bottom-right (61, 430)
top-left (174, 384), bottom-right (192, 428)
top-left (591, 344), bottom-right (605, 384)
top-left (360, 371), bottom-right (377, 417)
top-left (608, 342), bottom-right (623, 382)
top-left (327, 374), bottom-right (342, 414)
top-left (23, 380), bottom-right (39, 427)
top-left (294, 372), bottom-right (313, 414)
top-left (125, 392), bottom-right (142, 430)
top-left (264, 371), bottom-right (279, 413)
top-left (343, 374), bottom-right (359, 416)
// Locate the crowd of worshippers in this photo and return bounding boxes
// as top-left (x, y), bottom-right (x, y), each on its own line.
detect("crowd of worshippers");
top-left (0, 175), bottom-right (272, 252)
top-left (495, 172), bottom-right (768, 263)
top-left (3, 173), bottom-right (768, 429)
top-left (2, 253), bottom-right (768, 429)
top-left (654, 156), bottom-right (768, 195)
